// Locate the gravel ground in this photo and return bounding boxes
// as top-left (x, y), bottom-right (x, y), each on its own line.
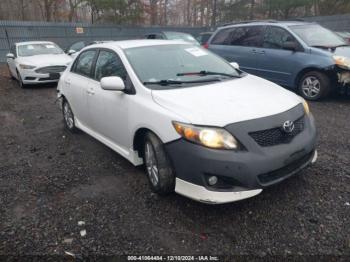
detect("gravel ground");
top-left (0, 65), bottom-right (349, 259)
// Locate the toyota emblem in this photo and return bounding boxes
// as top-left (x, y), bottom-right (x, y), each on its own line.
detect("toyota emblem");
top-left (282, 120), bottom-right (295, 133)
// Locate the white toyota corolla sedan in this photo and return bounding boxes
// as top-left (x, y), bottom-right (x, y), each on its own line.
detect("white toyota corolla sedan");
top-left (6, 41), bottom-right (72, 88)
top-left (57, 40), bottom-right (317, 204)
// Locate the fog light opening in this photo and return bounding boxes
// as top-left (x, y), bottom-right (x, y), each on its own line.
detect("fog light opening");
top-left (207, 176), bottom-right (218, 186)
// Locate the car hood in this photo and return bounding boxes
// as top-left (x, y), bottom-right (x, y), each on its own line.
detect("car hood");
top-left (17, 54), bottom-right (72, 67)
top-left (151, 74), bottom-right (302, 127)
top-left (311, 45), bottom-right (350, 57)
top-left (332, 46), bottom-right (350, 56)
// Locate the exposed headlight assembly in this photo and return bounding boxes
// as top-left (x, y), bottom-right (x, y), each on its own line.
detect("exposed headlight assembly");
top-left (302, 100), bottom-right (310, 115)
top-left (172, 121), bottom-right (239, 150)
top-left (19, 64), bottom-right (36, 70)
top-left (333, 55), bottom-right (350, 70)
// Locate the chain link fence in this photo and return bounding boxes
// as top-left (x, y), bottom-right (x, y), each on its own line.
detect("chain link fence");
top-left (0, 20), bottom-right (209, 63)
top-left (1, 14), bottom-right (350, 63)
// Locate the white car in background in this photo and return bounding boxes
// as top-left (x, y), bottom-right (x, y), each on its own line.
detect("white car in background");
top-left (58, 40), bottom-right (317, 204)
top-left (6, 41), bottom-right (72, 88)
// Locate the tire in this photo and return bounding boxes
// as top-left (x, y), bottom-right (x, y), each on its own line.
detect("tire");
top-left (298, 71), bottom-right (331, 101)
top-left (143, 132), bottom-right (175, 195)
top-left (8, 65), bottom-right (15, 80)
top-left (16, 70), bottom-right (27, 89)
top-left (62, 99), bottom-right (79, 133)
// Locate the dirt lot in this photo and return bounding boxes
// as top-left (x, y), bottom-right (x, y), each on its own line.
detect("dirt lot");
top-left (0, 65), bottom-right (349, 258)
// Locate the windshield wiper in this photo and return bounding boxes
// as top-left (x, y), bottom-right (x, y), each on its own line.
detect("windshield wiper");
top-left (176, 70), bottom-right (240, 78)
top-left (143, 78), bottom-right (221, 86)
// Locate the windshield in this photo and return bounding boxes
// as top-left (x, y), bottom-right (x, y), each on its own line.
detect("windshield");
top-left (290, 24), bottom-right (346, 47)
top-left (124, 44), bottom-right (240, 89)
top-left (18, 43), bottom-right (64, 57)
top-left (164, 32), bottom-right (199, 44)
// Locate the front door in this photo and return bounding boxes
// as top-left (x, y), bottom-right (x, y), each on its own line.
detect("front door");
top-left (86, 49), bottom-right (130, 151)
top-left (259, 26), bottom-right (306, 87)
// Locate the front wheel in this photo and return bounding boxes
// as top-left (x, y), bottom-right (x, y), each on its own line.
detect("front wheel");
top-left (298, 71), bottom-right (331, 101)
top-left (143, 132), bottom-right (175, 195)
top-left (8, 65), bottom-right (15, 80)
top-left (16, 70), bottom-right (27, 89)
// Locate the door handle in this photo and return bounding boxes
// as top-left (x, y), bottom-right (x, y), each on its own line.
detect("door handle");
top-left (252, 49), bottom-right (265, 55)
top-left (86, 88), bottom-right (95, 95)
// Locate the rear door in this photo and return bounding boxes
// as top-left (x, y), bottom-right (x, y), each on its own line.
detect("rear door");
top-left (209, 25), bottom-right (266, 76)
top-left (65, 49), bottom-right (97, 127)
top-left (259, 26), bottom-right (306, 87)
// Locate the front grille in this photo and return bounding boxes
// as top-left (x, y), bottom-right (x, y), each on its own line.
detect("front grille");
top-left (35, 66), bottom-right (66, 74)
top-left (249, 116), bottom-right (305, 147)
top-left (258, 150), bottom-right (314, 185)
top-left (39, 73), bottom-right (60, 81)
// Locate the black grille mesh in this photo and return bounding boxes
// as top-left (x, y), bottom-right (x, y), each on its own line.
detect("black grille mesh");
top-left (249, 116), bottom-right (305, 147)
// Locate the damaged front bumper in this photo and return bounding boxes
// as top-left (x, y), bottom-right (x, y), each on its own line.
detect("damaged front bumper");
top-left (337, 70), bottom-right (350, 95)
top-left (327, 65), bottom-right (350, 95)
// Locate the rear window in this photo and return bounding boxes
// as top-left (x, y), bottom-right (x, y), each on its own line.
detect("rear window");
top-left (72, 50), bottom-right (96, 77)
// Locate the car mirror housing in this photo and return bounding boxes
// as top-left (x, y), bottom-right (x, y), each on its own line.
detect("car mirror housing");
top-left (6, 53), bottom-right (15, 59)
top-left (67, 49), bottom-right (76, 55)
top-left (101, 76), bottom-right (125, 91)
top-left (230, 62), bottom-right (240, 69)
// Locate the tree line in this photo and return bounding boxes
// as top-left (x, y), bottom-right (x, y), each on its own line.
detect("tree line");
top-left (0, 0), bottom-right (350, 26)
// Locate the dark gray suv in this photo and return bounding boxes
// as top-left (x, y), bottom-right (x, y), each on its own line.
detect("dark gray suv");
top-left (208, 21), bottom-right (350, 100)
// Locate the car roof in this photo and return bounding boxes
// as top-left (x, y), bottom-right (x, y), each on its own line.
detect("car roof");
top-left (16, 41), bottom-right (54, 46)
top-left (87, 40), bottom-right (191, 50)
top-left (218, 20), bottom-right (315, 29)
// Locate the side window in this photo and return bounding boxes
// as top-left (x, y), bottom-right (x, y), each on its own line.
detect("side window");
top-left (69, 41), bottom-right (85, 52)
top-left (231, 26), bottom-right (265, 47)
top-left (211, 28), bottom-right (236, 45)
top-left (94, 50), bottom-right (127, 82)
top-left (147, 34), bottom-right (156, 39)
top-left (72, 50), bottom-right (96, 77)
top-left (263, 26), bottom-right (296, 49)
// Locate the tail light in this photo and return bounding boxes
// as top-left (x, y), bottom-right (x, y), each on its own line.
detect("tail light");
top-left (203, 43), bottom-right (209, 49)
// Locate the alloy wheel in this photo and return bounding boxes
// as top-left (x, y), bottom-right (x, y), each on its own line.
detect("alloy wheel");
top-left (144, 142), bottom-right (159, 187)
top-left (63, 102), bottom-right (74, 129)
top-left (301, 76), bottom-right (321, 99)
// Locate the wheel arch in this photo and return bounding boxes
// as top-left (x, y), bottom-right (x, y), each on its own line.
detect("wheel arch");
top-left (294, 66), bottom-right (335, 88)
top-left (133, 127), bottom-right (155, 158)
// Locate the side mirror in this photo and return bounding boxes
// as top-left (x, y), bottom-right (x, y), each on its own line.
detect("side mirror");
top-left (67, 49), bottom-right (76, 55)
top-left (283, 41), bottom-right (298, 51)
top-left (101, 76), bottom-right (125, 91)
top-left (230, 62), bottom-right (240, 70)
top-left (6, 53), bottom-right (15, 59)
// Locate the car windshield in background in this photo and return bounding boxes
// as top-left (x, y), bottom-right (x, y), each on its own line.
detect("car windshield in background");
top-left (290, 24), bottom-right (346, 47)
top-left (18, 43), bottom-right (64, 57)
top-left (124, 44), bottom-right (240, 89)
top-left (164, 32), bottom-right (198, 44)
